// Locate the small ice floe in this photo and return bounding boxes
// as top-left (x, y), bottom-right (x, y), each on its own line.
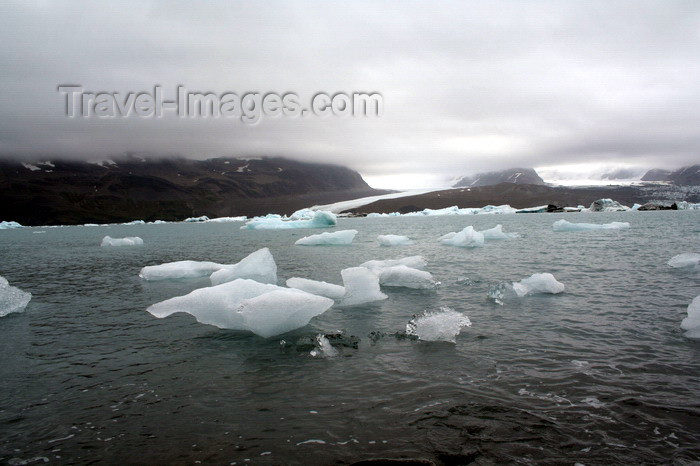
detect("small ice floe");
top-left (309, 334), bottom-right (339, 358)
top-left (121, 220), bottom-right (145, 225)
top-left (0, 221), bottom-right (23, 229)
top-left (406, 307), bottom-right (471, 343)
top-left (286, 277), bottom-right (346, 300)
top-left (439, 226), bottom-right (485, 248)
top-left (668, 253), bottom-right (700, 270)
top-left (480, 224), bottom-right (520, 240)
top-left (242, 211), bottom-right (336, 230)
top-left (338, 267), bottom-right (387, 306)
top-left (377, 234), bottom-right (412, 246)
top-left (0, 275), bottom-right (32, 317)
top-left (146, 279), bottom-right (333, 338)
top-left (184, 215), bottom-right (209, 222)
top-left (512, 273), bottom-right (565, 297)
top-left (680, 295), bottom-right (700, 339)
top-left (376, 265), bottom-right (439, 290)
top-left (295, 230), bottom-right (357, 246)
top-left (553, 219), bottom-right (630, 232)
top-left (100, 236), bottom-right (143, 247)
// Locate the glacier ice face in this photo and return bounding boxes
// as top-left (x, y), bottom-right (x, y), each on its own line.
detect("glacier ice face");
top-left (0, 276), bottom-right (31, 317)
top-left (286, 277), bottom-right (346, 299)
top-left (242, 211), bottom-right (337, 230)
top-left (406, 307), bottom-right (471, 343)
top-left (146, 278), bottom-right (333, 338)
top-left (377, 265), bottom-right (439, 289)
top-left (0, 221), bottom-right (23, 229)
top-left (359, 256), bottom-right (428, 275)
top-left (439, 226), bottom-right (485, 248)
top-left (295, 230), bottom-right (357, 246)
top-left (140, 260), bottom-right (225, 281)
top-left (480, 224), bottom-right (520, 240)
top-left (101, 236), bottom-right (144, 247)
top-left (377, 234), bottom-right (412, 246)
top-left (668, 253), bottom-right (700, 269)
top-left (338, 267), bottom-right (387, 307)
top-left (209, 248), bottom-right (278, 285)
top-left (680, 296), bottom-right (700, 337)
top-left (553, 219), bottom-right (630, 232)
top-left (512, 273), bottom-right (565, 297)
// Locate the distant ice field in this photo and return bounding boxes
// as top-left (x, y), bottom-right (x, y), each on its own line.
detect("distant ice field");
top-left (0, 210), bottom-right (699, 464)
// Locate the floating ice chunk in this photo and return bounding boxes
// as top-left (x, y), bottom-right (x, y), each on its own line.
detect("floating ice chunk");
top-left (0, 276), bottom-right (31, 317)
top-left (0, 221), bottom-right (23, 229)
top-left (310, 334), bottom-right (339, 357)
top-left (668, 253), bottom-right (700, 269)
top-left (140, 260), bottom-right (225, 281)
top-left (680, 296), bottom-right (700, 338)
top-left (589, 198), bottom-right (629, 212)
top-left (101, 236), bottom-right (144, 247)
top-left (487, 281), bottom-right (518, 305)
top-left (377, 265), bottom-right (439, 289)
top-left (516, 205), bottom-right (549, 213)
top-left (146, 279), bottom-right (333, 338)
top-left (204, 216), bottom-right (246, 223)
top-left (338, 267), bottom-right (387, 306)
top-left (359, 256), bottom-right (428, 274)
top-left (439, 226), bottom-right (485, 248)
top-left (406, 307), bottom-right (471, 343)
top-left (289, 208), bottom-right (316, 220)
top-left (242, 211), bottom-right (337, 230)
top-left (512, 273), bottom-right (565, 297)
top-left (377, 234), bottom-right (412, 246)
top-left (480, 224), bottom-right (520, 240)
top-left (209, 248), bottom-right (277, 285)
top-left (122, 220), bottom-right (145, 225)
top-left (286, 277), bottom-right (346, 299)
top-left (295, 230), bottom-right (357, 246)
top-left (677, 201), bottom-right (700, 210)
top-left (553, 219), bottom-right (630, 232)
top-left (184, 215), bottom-right (209, 222)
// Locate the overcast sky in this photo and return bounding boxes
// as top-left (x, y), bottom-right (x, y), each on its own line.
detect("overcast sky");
top-left (1, 0), bottom-right (699, 188)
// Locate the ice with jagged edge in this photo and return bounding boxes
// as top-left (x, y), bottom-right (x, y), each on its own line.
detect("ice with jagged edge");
top-left (122, 220), bottom-right (145, 225)
top-left (286, 277), bottom-right (346, 299)
top-left (439, 226), bottom-right (485, 248)
top-left (146, 278), bottom-right (333, 338)
top-left (139, 248), bottom-right (276, 284)
top-left (0, 276), bottom-right (31, 317)
top-left (205, 216), bottom-right (247, 223)
top-left (184, 215), bottom-right (209, 222)
top-left (589, 198), bottom-right (630, 212)
top-left (376, 265), bottom-right (439, 289)
top-left (338, 267), bottom-right (387, 306)
top-left (377, 234), bottom-right (412, 246)
top-left (668, 253), bottom-right (700, 269)
top-left (242, 211), bottom-right (336, 230)
top-left (309, 334), bottom-right (339, 358)
top-left (406, 307), bottom-right (471, 343)
top-left (481, 224), bottom-right (520, 240)
top-left (553, 219), bottom-right (630, 232)
top-left (512, 273), bottom-right (565, 297)
top-left (101, 236), bottom-right (144, 247)
top-left (295, 230), bottom-right (357, 246)
top-left (0, 221), bottom-right (23, 229)
top-left (360, 256), bottom-right (427, 274)
top-left (403, 204), bottom-right (517, 216)
top-left (681, 295), bottom-right (700, 339)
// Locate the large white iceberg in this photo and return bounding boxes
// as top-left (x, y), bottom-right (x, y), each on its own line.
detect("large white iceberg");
top-left (377, 265), bottom-right (439, 289)
top-left (377, 234), bottom-right (412, 246)
top-left (242, 211), bottom-right (337, 230)
top-left (146, 279), bottom-right (333, 338)
top-left (140, 248), bottom-right (277, 284)
top-left (285, 277), bottom-right (346, 299)
top-left (406, 307), bottom-right (471, 343)
top-left (480, 224), bottom-right (520, 240)
top-left (512, 273), bottom-right (565, 297)
top-left (101, 236), bottom-right (144, 247)
top-left (295, 229), bottom-right (357, 246)
top-left (0, 276), bottom-right (31, 317)
top-left (680, 295), bottom-right (700, 339)
top-left (553, 219), bottom-right (630, 232)
top-left (359, 256), bottom-right (428, 274)
top-left (439, 226), bottom-right (485, 248)
top-left (338, 267), bottom-right (387, 307)
top-left (0, 221), bottom-right (23, 229)
top-left (668, 253), bottom-right (700, 269)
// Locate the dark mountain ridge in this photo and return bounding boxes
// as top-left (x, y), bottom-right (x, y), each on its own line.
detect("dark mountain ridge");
top-left (0, 156), bottom-right (387, 225)
top-left (453, 167), bottom-right (545, 188)
top-left (641, 165), bottom-right (700, 185)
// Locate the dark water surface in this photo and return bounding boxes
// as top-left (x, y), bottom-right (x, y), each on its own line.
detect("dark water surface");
top-left (1, 211), bottom-right (699, 465)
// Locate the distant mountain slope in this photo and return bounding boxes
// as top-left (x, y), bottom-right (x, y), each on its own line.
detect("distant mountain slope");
top-left (453, 168), bottom-right (545, 187)
top-left (641, 165), bottom-right (700, 185)
top-left (0, 156), bottom-right (387, 225)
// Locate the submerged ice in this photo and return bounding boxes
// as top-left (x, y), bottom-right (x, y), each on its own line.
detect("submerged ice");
top-left (668, 253), bottom-right (700, 269)
top-left (0, 276), bottom-right (31, 317)
top-left (377, 234), bottom-right (412, 246)
top-left (406, 307), bottom-right (471, 343)
top-left (146, 278), bottom-right (333, 338)
top-left (101, 236), bottom-right (144, 247)
top-left (242, 211), bottom-right (336, 230)
top-left (553, 219), bottom-right (630, 232)
top-left (295, 230), bottom-right (357, 246)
